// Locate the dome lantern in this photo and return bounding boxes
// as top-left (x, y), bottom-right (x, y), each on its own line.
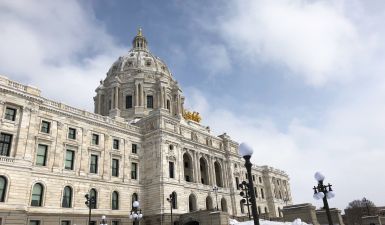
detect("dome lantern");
top-left (132, 28), bottom-right (148, 51)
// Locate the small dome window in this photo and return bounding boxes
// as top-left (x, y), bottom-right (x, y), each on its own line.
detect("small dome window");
top-left (146, 61), bottom-right (151, 66)
top-left (130, 53), bottom-right (134, 57)
top-left (169, 145), bottom-right (174, 150)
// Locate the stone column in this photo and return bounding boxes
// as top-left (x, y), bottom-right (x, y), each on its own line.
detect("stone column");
top-left (97, 93), bottom-right (102, 114)
top-left (135, 84), bottom-right (139, 106)
top-left (114, 87), bottom-right (119, 109)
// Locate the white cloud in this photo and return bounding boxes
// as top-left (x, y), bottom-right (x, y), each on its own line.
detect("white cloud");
top-left (0, 0), bottom-right (124, 109)
top-left (195, 44), bottom-right (232, 76)
top-left (217, 0), bottom-right (374, 86)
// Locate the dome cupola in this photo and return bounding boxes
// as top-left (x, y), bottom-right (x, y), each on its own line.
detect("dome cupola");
top-left (132, 28), bottom-right (148, 51)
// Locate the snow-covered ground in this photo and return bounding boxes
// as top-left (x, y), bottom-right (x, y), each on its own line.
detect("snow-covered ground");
top-left (229, 218), bottom-right (311, 225)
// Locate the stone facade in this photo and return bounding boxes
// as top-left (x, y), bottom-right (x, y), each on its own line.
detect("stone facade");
top-left (0, 29), bottom-right (292, 225)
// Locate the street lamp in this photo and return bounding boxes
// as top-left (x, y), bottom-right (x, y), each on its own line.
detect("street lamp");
top-left (313, 172), bottom-right (335, 225)
top-left (167, 193), bottom-right (175, 225)
top-left (212, 185), bottom-right (219, 210)
top-left (239, 181), bottom-right (251, 219)
top-left (129, 201), bottom-right (143, 225)
top-left (100, 215), bottom-right (107, 225)
top-left (85, 193), bottom-right (96, 225)
top-left (239, 143), bottom-right (260, 225)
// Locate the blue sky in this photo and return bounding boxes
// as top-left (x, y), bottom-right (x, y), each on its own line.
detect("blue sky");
top-left (1, 0), bottom-right (385, 210)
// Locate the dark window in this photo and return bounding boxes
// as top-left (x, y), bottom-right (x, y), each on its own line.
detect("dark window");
top-left (90, 155), bottom-right (98, 174)
top-left (252, 175), bottom-right (255, 181)
top-left (62, 186), bottom-right (72, 208)
top-left (40, 121), bottom-right (50, 133)
top-left (131, 162), bottom-right (137, 180)
top-left (29, 220), bottom-right (40, 225)
top-left (112, 159), bottom-right (119, 177)
top-left (184, 162), bottom-right (189, 168)
top-left (90, 222), bottom-right (96, 225)
top-left (0, 176), bottom-right (7, 202)
top-left (65, 150), bottom-right (75, 170)
top-left (185, 175), bottom-right (190, 182)
top-left (112, 191), bottom-right (119, 210)
top-left (89, 188), bottom-right (97, 209)
top-left (4, 107), bottom-right (16, 121)
top-left (36, 144), bottom-right (48, 166)
top-left (245, 173), bottom-right (248, 179)
top-left (169, 161), bottom-right (174, 178)
top-left (112, 221), bottom-right (119, 225)
top-left (0, 133), bottom-right (12, 156)
top-left (166, 100), bottom-right (170, 111)
top-left (68, 128), bottom-right (76, 140)
top-left (61, 221), bottom-right (71, 225)
top-left (235, 177), bottom-right (240, 190)
top-left (261, 188), bottom-right (265, 199)
top-left (259, 177), bottom-right (262, 183)
top-left (109, 100), bottom-right (112, 110)
top-left (92, 134), bottom-right (99, 145)
top-left (31, 183), bottom-right (43, 206)
top-left (172, 192), bottom-right (177, 209)
top-left (126, 95), bottom-right (133, 109)
top-left (132, 144), bottom-right (137, 154)
top-left (147, 95), bottom-right (153, 108)
top-left (113, 139), bottom-right (119, 150)
top-left (255, 187), bottom-right (258, 197)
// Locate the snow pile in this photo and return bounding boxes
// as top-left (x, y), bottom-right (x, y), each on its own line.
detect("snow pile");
top-left (230, 218), bottom-right (311, 225)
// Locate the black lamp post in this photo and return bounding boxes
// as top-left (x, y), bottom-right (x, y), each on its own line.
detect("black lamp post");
top-left (100, 215), bottom-right (107, 225)
top-left (85, 193), bottom-right (96, 225)
top-left (129, 201), bottom-right (143, 225)
top-left (313, 172), bottom-right (335, 225)
top-left (239, 143), bottom-right (260, 225)
top-left (212, 185), bottom-right (219, 210)
top-left (239, 181), bottom-right (251, 219)
top-left (167, 193), bottom-right (175, 225)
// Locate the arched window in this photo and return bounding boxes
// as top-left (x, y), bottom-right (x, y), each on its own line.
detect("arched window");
top-left (188, 194), bottom-right (197, 212)
top-left (200, 157), bottom-right (209, 185)
top-left (172, 191), bottom-right (177, 209)
top-left (221, 198), bottom-right (228, 212)
top-left (206, 196), bottom-right (213, 210)
top-left (214, 161), bottom-right (223, 187)
top-left (183, 153), bottom-right (193, 182)
top-left (132, 193), bottom-right (138, 206)
top-left (31, 183), bottom-right (44, 206)
top-left (90, 188), bottom-right (97, 209)
top-left (166, 100), bottom-right (170, 111)
top-left (112, 191), bottom-right (119, 210)
top-left (0, 176), bottom-right (7, 202)
top-left (62, 186), bottom-right (72, 208)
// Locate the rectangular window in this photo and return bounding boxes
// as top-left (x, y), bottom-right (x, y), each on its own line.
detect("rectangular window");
top-left (236, 177), bottom-right (240, 190)
top-left (36, 144), bottom-right (48, 166)
top-left (112, 159), bottom-right (119, 177)
top-left (254, 187), bottom-right (258, 198)
top-left (147, 95), bottom-right (153, 108)
top-left (113, 139), bottom-right (119, 150)
top-left (252, 175), bottom-right (255, 181)
top-left (245, 173), bottom-right (248, 179)
top-left (169, 161), bottom-right (174, 178)
top-left (65, 150), bottom-right (75, 170)
top-left (259, 177), bottom-right (262, 183)
top-left (61, 221), bottom-right (71, 225)
top-left (0, 133), bottom-right (12, 156)
top-left (261, 188), bottom-right (265, 199)
top-left (131, 162), bottom-right (137, 180)
top-left (112, 221), bottom-right (119, 225)
top-left (90, 154), bottom-right (98, 174)
top-left (92, 134), bottom-right (99, 145)
top-left (68, 128), bottom-right (76, 140)
top-left (29, 220), bottom-right (40, 225)
top-left (125, 95), bottom-right (133, 109)
top-left (40, 121), bottom-right (51, 133)
top-left (132, 144), bottom-right (137, 154)
top-left (90, 222), bottom-right (96, 225)
top-left (4, 107), bottom-right (16, 121)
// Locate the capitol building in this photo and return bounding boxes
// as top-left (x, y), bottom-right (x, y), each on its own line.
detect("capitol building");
top-left (0, 29), bottom-right (292, 225)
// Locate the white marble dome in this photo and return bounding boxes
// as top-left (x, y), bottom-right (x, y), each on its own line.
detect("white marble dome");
top-left (107, 28), bottom-right (172, 77)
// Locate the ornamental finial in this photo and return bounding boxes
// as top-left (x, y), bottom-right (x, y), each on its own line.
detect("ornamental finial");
top-left (138, 27), bottom-right (143, 36)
